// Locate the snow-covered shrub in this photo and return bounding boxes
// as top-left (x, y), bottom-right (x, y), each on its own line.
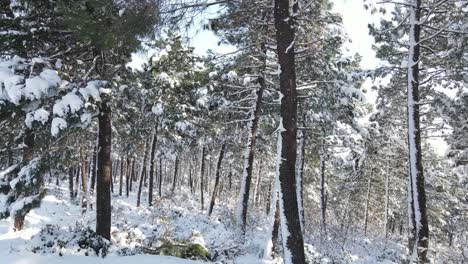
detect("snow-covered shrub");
top-left (31, 223), bottom-right (110, 257)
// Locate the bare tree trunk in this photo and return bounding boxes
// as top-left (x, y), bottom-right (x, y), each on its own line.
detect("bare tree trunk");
top-left (69, 167), bottom-right (75, 201)
top-left (271, 199), bottom-right (281, 255)
top-left (406, 0), bottom-right (429, 262)
top-left (148, 126), bottom-right (158, 206)
top-left (274, 0), bottom-right (305, 261)
top-left (384, 160), bottom-right (390, 239)
top-left (96, 99), bottom-right (112, 240)
top-left (126, 156), bottom-right (131, 197)
top-left (236, 43), bottom-right (267, 233)
top-left (171, 156), bottom-right (179, 194)
top-left (200, 146), bottom-right (206, 210)
top-left (189, 160), bottom-right (193, 194)
top-left (296, 130), bottom-right (305, 231)
top-left (208, 143), bottom-right (226, 216)
top-left (253, 160), bottom-right (262, 206)
top-left (137, 138), bottom-right (150, 207)
top-left (364, 169), bottom-right (372, 236)
top-left (119, 158), bottom-right (124, 196)
top-left (129, 159), bottom-right (135, 192)
top-left (158, 157), bottom-right (163, 197)
top-left (319, 143), bottom-right (327, 234)
top-left (90, 144), bottom-right (97, 193)
top-left (80, 146), bottom-right (88, 212)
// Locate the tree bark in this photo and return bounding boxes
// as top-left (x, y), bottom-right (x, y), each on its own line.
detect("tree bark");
top-left (296, 130), bottom-right (305, 232)
top-left (200, 146), bottom-right (206, 210)
top-left (171, 156), bottom-right (179, 194)
top-left (208, 143), bottom-right (226, 216)
top-left (253, 160), bottom-right (262, 206)
top-left (364, 170), bottom-right (372, 237)
top-left (119, 158), bottom-right (124, 196)
top-left (148, 126), bottom-right (158, 206)
top-left (407, 0), bottom-right (429, 262)
top-left (137, 138), bottom-right (150, 207)
top-left (14, 127), bottom-right (35, 230)
top-left (319, 143), bottom-right (327, 234)
top-left (188, 160), bottom-right (193, 194)
top-left (237, 43), bottom-right (267, 233)
top-left (158, 157), bottom-right (163, 197)
top-left (80, 146), bottom-right (88, 212)
top-left (96, 99), bottom-right (112, 240)
top-left (384, 160), bottom-right (390, 239)
top-left (90, 144), bottom-right (97, 193)
top-left (126, 156), bottom-right (131, 197)
top-left (274, 0), bottom-right (305, 261)
top-left (69, 167), bottom-right (74, 200)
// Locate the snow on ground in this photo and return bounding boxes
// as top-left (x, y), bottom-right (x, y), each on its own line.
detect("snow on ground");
top-left (0, 182), bottom-right (407, 264)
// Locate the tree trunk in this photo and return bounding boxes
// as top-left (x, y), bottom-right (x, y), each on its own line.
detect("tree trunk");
top-left (188, 160), bottom-right (193, 194)
top-left (119, 158), bottom-right (124, 196)
top-left (137, 138), bottom-right (150, 207)
top-left (171, 156), bottom-right (179, 194)
top-left (200, 146), bottom-right (206, 210)
top-left (80, 146), bottom-right (88, 212)
top-left (319, 143), bottom-right (327, 234)
top-left (364, 170), bottom-right (372, 237)
top-left (129, 159), bottom-right (135, 192)
top-left (407, 0), bottom-right (429, 262)
top-left (271, 198), bottom-right (281, 255)
top-left (148, 126), bottom-right (158, 206)
top-left (384, 160), bottom-right (390, 239)
top-left (90, 144), bottom-right (98, 193)
top-left (236, 43), bottom-right (267, 233)
top-left (296, 130), bottom-right (305, 232)
top-left (96, 100), bottom-right (112, 240)
top-left (126, 156), bottom-right (131, 197)
top-left (208, 143), bottom-right (226, 216)
top-left (158, 157), bottom-right (163, 197)
top-left (274, 0), bottom-right (305, 261)
top-left (14, 128), bottom-right (35, 230)
top-left (253, 160), bottom-right (262, 206)
top-left (69, 167), bottom-right (74, 201)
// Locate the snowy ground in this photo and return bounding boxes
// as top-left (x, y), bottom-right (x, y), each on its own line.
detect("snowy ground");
top-left (0, 184), bottom-right (270, 264)
top-left (1, 183), bottom-right (408, 264)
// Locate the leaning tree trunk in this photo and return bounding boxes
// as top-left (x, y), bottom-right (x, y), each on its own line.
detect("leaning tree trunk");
top-left (208, 143), bottom-right (226, 216)
top-left (137, 138), bottom-right (150, 207)
top-left (148, 126), bottom-right (158, 206)
top-left (274, 0), bottom-right (305, 262)
top-left (236, 42), bottom-right (267, 233)
top-left (14, 127), bottom-right (34, 230)
top-left (407, 0), bottom-right (429, 262)
top-left (96, 98), bottom-right (112, 240)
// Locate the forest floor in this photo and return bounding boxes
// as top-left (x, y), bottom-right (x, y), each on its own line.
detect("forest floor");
top-left (0, 182), bottom-right (405, 263)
